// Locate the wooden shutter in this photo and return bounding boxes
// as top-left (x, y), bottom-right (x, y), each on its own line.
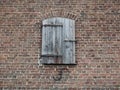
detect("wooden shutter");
top-left (62, 18), bottom-right (75, 64)
top-left (41, 17), bottom-right (75, 64)
top-left (41, 18), bottom-right (63, 64)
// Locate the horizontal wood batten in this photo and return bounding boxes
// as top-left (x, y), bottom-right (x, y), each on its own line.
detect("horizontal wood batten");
top-left (41, 55), bottom-right (62, 57)
top-left (43, 24), bottom-right (63, 27)
top-left (42, 63), bottom-right (77, 65)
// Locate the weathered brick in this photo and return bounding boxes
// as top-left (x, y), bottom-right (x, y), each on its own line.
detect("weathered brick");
top-left (0, 0), bottom-right (120, 90)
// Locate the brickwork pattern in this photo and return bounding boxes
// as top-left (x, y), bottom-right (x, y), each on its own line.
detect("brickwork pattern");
top-left (0, 0), bottom-right (120, 90)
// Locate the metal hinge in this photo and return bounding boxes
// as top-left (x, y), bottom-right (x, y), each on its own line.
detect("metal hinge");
top-left (64, 39), bottom-right (77, 42)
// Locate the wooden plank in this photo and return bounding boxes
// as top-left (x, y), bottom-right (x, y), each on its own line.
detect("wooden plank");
top-left (41, 19), bottom-right (49, 63)
top-left (53, 18), bottom-right (63, 63)
top-left (41, 55), bottom-right (62, 57)
top-left (42, 19), bottom-right (48, 55)
top-left (47, 18), bottom-right (54, 63)
top-left (71, 20), bottom-right (75, 64)
top-left (55, 18), bottom-right (62, 55)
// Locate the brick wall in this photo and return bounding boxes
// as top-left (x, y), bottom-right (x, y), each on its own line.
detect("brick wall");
top-left (0, 0), bottom-right (120, 90)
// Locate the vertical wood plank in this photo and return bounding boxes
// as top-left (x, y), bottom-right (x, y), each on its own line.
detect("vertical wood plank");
top-left (41, 19), bottom-right (47, 63)
top-left (71, 20), bottom-right (75, 63)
